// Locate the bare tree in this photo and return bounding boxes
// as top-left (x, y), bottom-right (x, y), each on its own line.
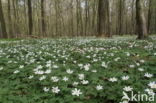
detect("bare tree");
top-left (147, 0), bottom-right (155, 34)
top-left (97, 0), bottom-right (110, 37)
top-left (0, 0), bottom-right (7, 38)
top-left (136, 0), bottom-right (148, 39)
top-left (118, 0), bottom-right (125, 35)
top-left (8, 0), bottom-right (13, 37)
top-left (41, 0), bottom-right (46, 36)
top-left (0, 0), bottom-right (155, 38)
top-left (28, 0), bottom-right (33, 35)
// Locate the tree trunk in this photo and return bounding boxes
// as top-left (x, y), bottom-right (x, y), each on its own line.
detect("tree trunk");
top-left (8, 0), bottom-right (13, 38)
top-left (131, 0), bottom-right (135, 35)
top-left (12, 0), bottom-right (18, 37)
top-left (76, 0), bottom-right (83, 36)
top-left (0, 0), bottom-right (7, 38)
top-left (97, 0), bottom-right (110, 37)
top-left (28, 0), bottom-right (33, 35)
top-left (147, 0), bottom-right (153, 34)
top-left (136, 0), bottom-right (148, 39)
top-left (69, 0), bottom-right (74, 36)
top-left (41, 0), bottom-right (46, 36)
top-left (84, 0), bottom-right (89, 36)
top-left (54, 0), bottom-right (59, 36)
top-left (118, 0), bottom-right (124, 35)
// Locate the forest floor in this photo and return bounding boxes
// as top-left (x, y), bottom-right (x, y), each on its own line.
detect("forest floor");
top-left (0, 36), bottom-right (156, 103)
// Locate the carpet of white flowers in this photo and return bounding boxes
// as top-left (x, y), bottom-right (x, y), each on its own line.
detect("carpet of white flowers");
top-left (0, 37), bottom-right (156, 103)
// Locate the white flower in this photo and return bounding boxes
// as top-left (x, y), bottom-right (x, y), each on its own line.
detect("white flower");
top-left (140, 60), bottom-right (145, 63)
top-left (71, 88), bottom-right (82, 96)
top-left (30, 59), bottom-right (35, 63)
top-left (46, 63), bottom-right (51, 68)
top-left (109, 77), bottom-right (118, 82)
top-left (43, 87), bottom-right (49, 92)
top-left (145, 89), bottom-right (155, 95)
top-left (8, 60), bottom-right (12, 63)
top-left (122, 76), bottom-right (129, 81)
top-left (81, 80), bottom-right (89, 85)
top-left (39, 75), bottom-right (46, 81)
top-left (154, 53), bottom-right (156, 56)
top-left (84, 64), bottom-right (90, 71)
top-left (148, 82), bottom-right (156, 89)
top-left (123, 86), bottom-right (133, 92)
top-left (138, 68), bottom-right (144, 72)
top-left (78, 64), bottom-right (83, 67)
top-left (129, 65), bottom-right (135, 68)
top-left (14, 70), bottom-right (20, 74)
top-left (136, 62), bottom-right (140, 66)
top-left (62, 76), bottom-right (69, 82)
top-left (96, 85), bottom-right (103, 91)
top-left (78, 74), bottom-right (85, 80)
top-left (110, 53), bottom-right (114, 56)
top-left (34, 70), bottom-right (44, 75)
top-left (144, 73), bottom-right (153, 78)
top-left (28, 75), bottom-right (34, 79)
top-left (73, 61), bottom-right (77, 63)
top-left (46, 60), bottom-right (51, 64)
top-left (93, 59), bottom-right (98, 62)
top-left (120, 100), bottom-right (129, 103)
top-left (0, 67), bottom-right (3, 70)
top-left (37, 65), bottom-right (43, 69)
top-left (53, 65), bottom-right (58, 69)
top-left (19, 65), bottom-right (24, 69)
top-left (114, 57), bottom-right (120, 62)
top-left (91, 70), bottom-right (97, 73)
top-left (101, 62), bottom-right (108, 68)
top-left (73, 82), bottom-right (79, 86)
top-left (45, 69), bottom-right (51, 74)
top-left (126, 52), bottom-right (130, 56)
top-left (52, 86), bottom-right (60, 94)
top-left (51, 76), bottom-right (59, 82)
top-left (66, 69), bottom-right (73, 74)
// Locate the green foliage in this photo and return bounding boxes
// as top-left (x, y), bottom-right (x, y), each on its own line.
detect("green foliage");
top-left (0, 37), bottom-right (156, 103)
